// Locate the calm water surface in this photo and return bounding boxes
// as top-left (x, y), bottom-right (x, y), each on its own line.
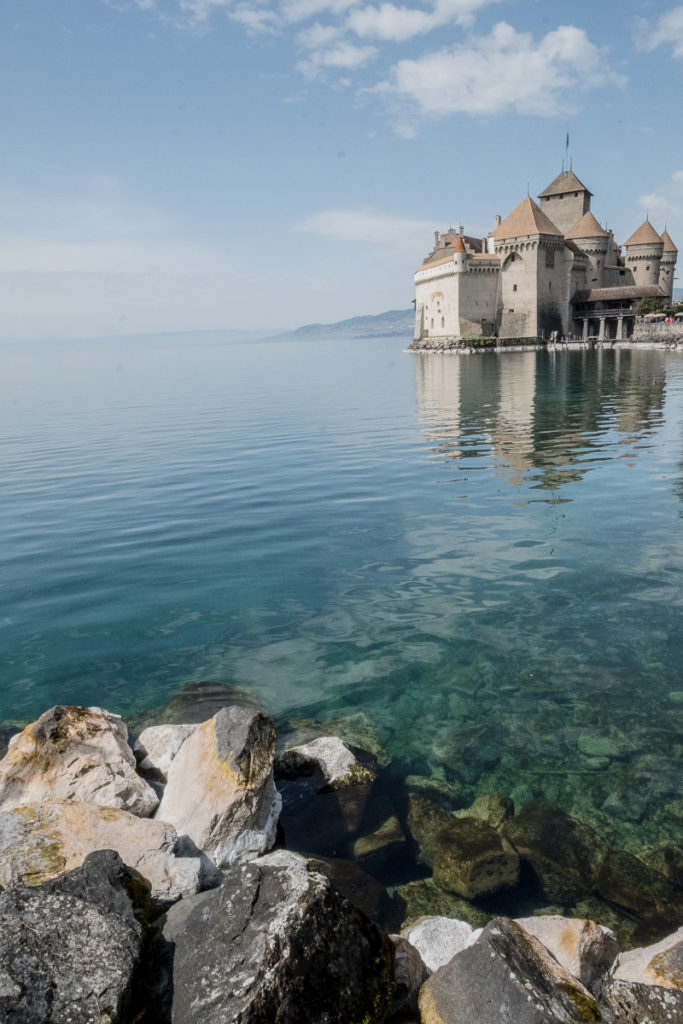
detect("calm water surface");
top-left (1, 337), bottom-right (682, 850)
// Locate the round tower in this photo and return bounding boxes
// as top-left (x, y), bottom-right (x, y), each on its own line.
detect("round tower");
top-left (659, 230), bottom-right (678, 300)
top-left (564, 211), bottom-right (609, 284)
top-left (623, 220), bottom-right (664, 288)
top-left (452, 232), bottom-right (467, 274)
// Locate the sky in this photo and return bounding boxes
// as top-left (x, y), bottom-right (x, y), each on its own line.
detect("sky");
top-left (2, 0), bottom-right (683, 341)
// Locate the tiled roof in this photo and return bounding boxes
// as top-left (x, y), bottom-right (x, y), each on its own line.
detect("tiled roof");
top-left (623, 220), bottom-right (662, 247)
top-left (572, 285), bottom-right (667, 302)
top-left (417, 252), bottom-right (455, 272)
top-left (565, 211), bottom-right (608, 239)
top-left (661, 229), bottom-right (678, 253)
top-left (493, 197), bottom-right (563, 240)
top-left (538, 170), bottom-right (592, 199)
top-left (453, 234), bottom-right (466, 252)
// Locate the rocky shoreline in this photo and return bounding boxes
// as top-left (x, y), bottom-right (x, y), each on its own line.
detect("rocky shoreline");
top-left (0, 682), bottom-right (681, 1023)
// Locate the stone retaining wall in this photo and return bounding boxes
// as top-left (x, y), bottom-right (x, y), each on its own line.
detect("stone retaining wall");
top-left (632, 322), bottom-right (683, 343)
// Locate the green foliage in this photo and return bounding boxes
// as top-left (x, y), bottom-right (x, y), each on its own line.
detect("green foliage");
top-left (635, 297), bottom-right (665, 315)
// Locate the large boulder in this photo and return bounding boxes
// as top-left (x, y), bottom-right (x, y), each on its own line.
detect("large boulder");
top-left (602, 927), bottom-right (683, 1023)
top-left (0, 801), bottom-right (205, 909)
top-left (453, 792), bottom-right (514, 830)
top-left (0, 850), bottom-right (150, 1024)
top-left (155, 705), bottom-right (281, 867)
top-left (396, 877), bottom-right (493, 931)
top-left (405, 793), bottom-right (453, 868)
top-left (596, 848), bottom-right (683, 925)
top-left (501, 801), bottom-right (607, 902)
top-left (389, 934), bottom-right (429, 1022)
top-left (432, 817), bottom-right (519, 899)
top-left (152, 850), bottom-right (395, 1024)
top-left (0, 705), bottom-right (158, 818)
top-left (402, 916), bottom-right (481, 973)
top-left (418, 917), bottom-right (602, 1024)
top-left (515, 915), bottom-right (618, 993)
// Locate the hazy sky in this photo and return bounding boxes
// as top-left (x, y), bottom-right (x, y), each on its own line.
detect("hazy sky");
top-left (2, 0), bottom-right (683, 341)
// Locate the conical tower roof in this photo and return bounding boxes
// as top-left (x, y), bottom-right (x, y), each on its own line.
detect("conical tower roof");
top-left (565, 211), bottom-right (608, 240)
top-left (661, 229), bottom-right (678, 253)
top-left (453, 234), bottom-right (466, 252)
top-left (492, 197), bottom-right (562, 240)
top-left (538, 169), bottom-right (592, 199)
top-left (623, 220), bottom-right (662, 247)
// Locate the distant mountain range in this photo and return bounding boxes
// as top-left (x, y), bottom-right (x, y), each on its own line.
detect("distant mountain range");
top-left (269, 308), bottom-right (413, 342)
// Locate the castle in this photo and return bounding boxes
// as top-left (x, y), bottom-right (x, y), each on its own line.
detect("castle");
top-left (413, 169), bottom-right (678, 345)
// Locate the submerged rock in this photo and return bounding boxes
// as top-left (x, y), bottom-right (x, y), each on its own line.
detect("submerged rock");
top-left (406, 793), bottom-right (452, 868)
top-left (396, 878), bottom-right (492, 931)
top-left (501, 801), bottom-right (606, 903)
top-left (155, 705), bottom-right (281, 867)
top-left (418, 916), bottom-right (602, 1024)
top-left (0, 705), bottom-right (159, 818)
top-left (134, 680), bottom-right (264, 730)
top-left (640, 842), bottom-right (683, 890)
top-left (0, 850), bottom-right (149, 1024)
top-left (433, 817), bottom-right (519, 899)
top-left (454, 792), bottom-right (514, 830)
top-left (152, 850), bottom-right (395, 1024)
top-left (0, 801), bottom-right (206, 909)
top-left (597, 848), bottom-right (683, 924)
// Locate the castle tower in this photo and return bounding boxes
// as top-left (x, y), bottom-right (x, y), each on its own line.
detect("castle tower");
top-left (623, 220), bottom-right (664, 288)
top-left (537, 170), bottom-right (592, 236)
top-left (564, 211), bottom-right (609, 285)
top-left (493, 196), bottom-right (566, 339)
top-left (659, 230), bottom-right (678, 300)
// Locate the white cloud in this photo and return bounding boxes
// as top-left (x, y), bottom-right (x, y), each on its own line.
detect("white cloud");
top-left (297, 22), bottom-right (343, 47)
top-left (347, 0), bottom-right (505, 42)
top-left (298, 40), bottom-right (377, 73)
top-left (229, 4), bottom-right (280, 31)
top-left (637, 170), bottom-right (683, 242)
top-left (636, 6), bottom-right (683, 58)
top-left (297, 207), bottom-right (433, 248)
top-left (375, 22), bottom-right (624, 119)
top-left (281, 0), bottom-right (358, 23)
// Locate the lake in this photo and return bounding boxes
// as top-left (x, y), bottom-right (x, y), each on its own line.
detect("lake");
top-left (1, 336), bottom-right (682, 857)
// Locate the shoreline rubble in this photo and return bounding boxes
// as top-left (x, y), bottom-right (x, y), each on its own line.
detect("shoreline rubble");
top-left (0, 683), bottom-right (681, 1023)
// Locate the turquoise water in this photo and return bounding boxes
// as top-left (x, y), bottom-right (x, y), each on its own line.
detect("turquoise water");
top-left (1, 337), bottom-right (682, 849)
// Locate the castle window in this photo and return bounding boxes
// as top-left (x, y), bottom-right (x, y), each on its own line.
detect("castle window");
top-left (548, 281), bottom-right (552, 290)
top-left (620, 270), bottom-right (625, 276)
top-left (513, 284), bottom-right (517, 292)
top-left (431, 319), bottom-right (434, 329)
top-left (441, 317), bottom-right (444, 328)
top-left (646, 265), bottom-right (650, 271)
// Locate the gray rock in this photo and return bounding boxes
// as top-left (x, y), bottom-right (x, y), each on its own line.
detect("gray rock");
top-left (278, 711), bottom-right (390, 767)
top-left (602, 932), bottom-right (683, 1024)
top-left (0, 705), bottom-right (159, 818)
top-left (276, 735), bottom-right (376, 791)
top-left (402, 916), bottom-right (481, 973)
top-left (306, 854), bottom-right (402, 931)
top-left (396, 878), bottom-right (492, 931)
top-left (155, 705), bottom-right (281, 867)
top-left (418, 916), bottom-right (602, 1023)
top-left (501, 801), bottom-right (607, 902)
top-left (134, 723), bottom-right (198, 781)
top-left (152, 850), bottom-right (395, 1024)
top-left (433, 817), bottom-right (519, 899)
top-left (515, 915), bottom-right (619, 992)
top-left (0, 850), bottom-right (149, 1024)
top-left (454, 792), bottom-right (514, 830)
top-left (389, 934), bottom-right (428, 1021)
top-left (405, 793), bottom-right (452, 868)
top-left (0, 801), bottom-right (205, 909)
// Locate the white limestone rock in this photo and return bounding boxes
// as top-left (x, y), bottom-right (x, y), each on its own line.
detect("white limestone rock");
top-left (155, 705), bottom-right (282, 867)
top-left (515, 915), bottom-right (619, 993)
top-left (402, 916), bottom-right (481, 974)
top-left (134, 723), bottom-right (198, 779)
top-left (0, 801), bottom-right (204, 908)
top-left (0, 705), bottom-right (158, 818)
top-left (602, 928), bottom-right (683, 1023)
top-left (276, 735), bottom-right (376, 791)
